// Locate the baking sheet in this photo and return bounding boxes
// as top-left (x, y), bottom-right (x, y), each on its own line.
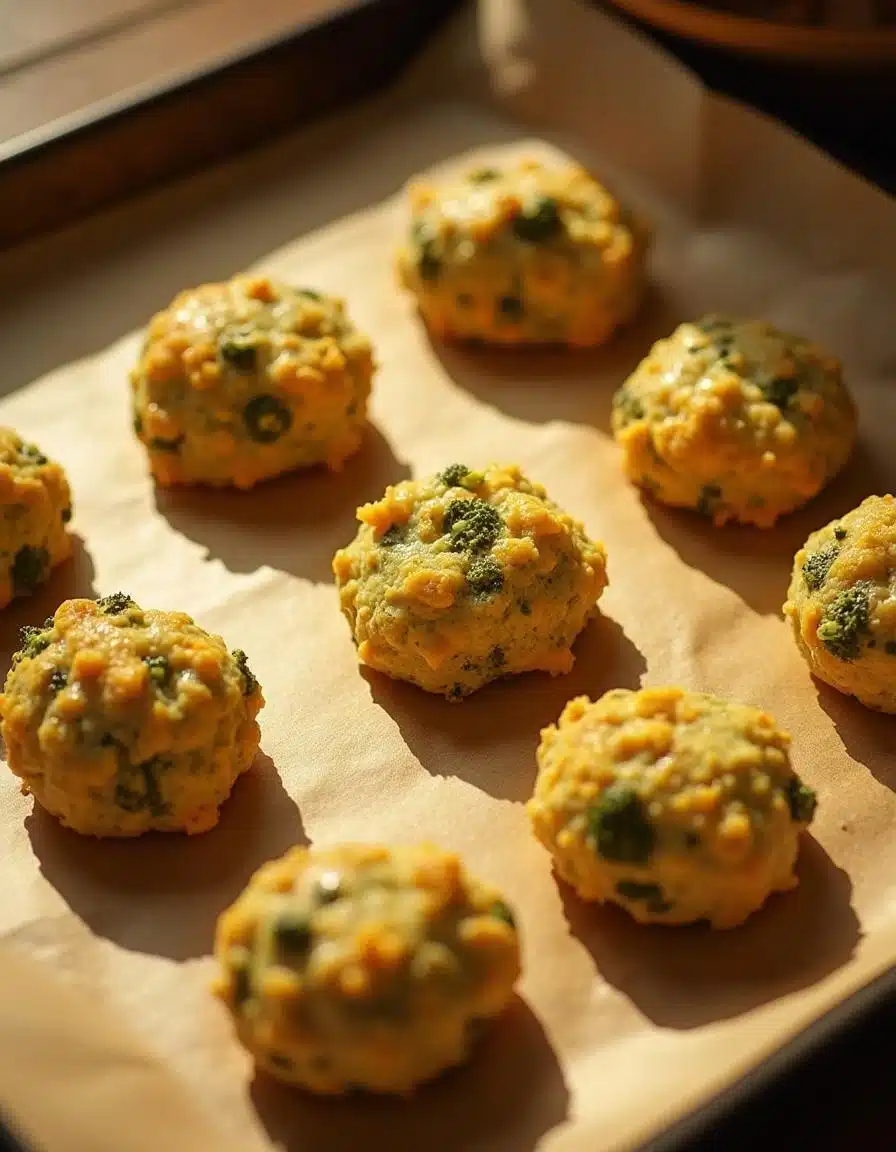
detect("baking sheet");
top-left (1, 1), bottom-right (895, 1150)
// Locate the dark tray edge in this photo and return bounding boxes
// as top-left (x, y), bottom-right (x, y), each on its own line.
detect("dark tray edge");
top-left (0, 0), bottom-right (463, 249)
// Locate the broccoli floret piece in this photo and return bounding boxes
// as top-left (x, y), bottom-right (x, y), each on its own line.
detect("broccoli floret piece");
top-left (11, 546), bottom-right (49, 597)
top-left (243, 395), bottom-right (291, 443)
top-left (587, 784), bottom-right (655, 864)
top-left (144, 655), bottom-right (170, 685)
top-left (834, 526), bottom-right (847, 541)
top-left (97, 592), bottom-right (137, 616)
top-left (219, 338), bottom-right (258, 372)
top-left (612, 387), bottom-right (645, 426)
top-left (802, 543), bottom-right (839, 591)
top-left (439, 464), bottom-right (484, 491)
top-left (511, 195), bottom-right (562, 243)
top-left (379, 524), bottom-right (406, 547)
top-left (489, 900), bottom-right (516, 928)
top-left (786, 777), bottom-right (817, 824)
top-left (696, 484), bottom-right (722, 518)
top-left (274, 913), bottom-right (312, 955)
top-left (468, 167), bottom-right (501, 183)
top-left (232, 649), bottom-right (259, 697)
top-left (466, 555), bottom-right (504, 597)
top-left (817, 581), bottom-right (872, 660)
top-left (614, 880), bottom-right (672, 913)
top-left (12, 619), bottom-right (55, 666)
top-left (114, 757), bottom-right (168, 818)
top-left (19, 443), bottom-right (48, 467)
top-left (444, 498), bottom-right (502, 553)
top-left (761, 376), bottom-right (799, 411)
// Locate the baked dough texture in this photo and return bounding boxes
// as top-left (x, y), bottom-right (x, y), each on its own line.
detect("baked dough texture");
top-left (131, 275), bottom-right (375, 488)
top-left (212, 842), bottom-right (521, 1094)
top-left (332, 463), bottom-right (609, 698)
top-left (611, 315), bottom-right (856, 527)
top-left (785, 494), bottom-right (896, 712)
top-left (0, 427), bottom-right (72, 609)
top-left (527, 687), bottom-right (816, 928)
top-left (0, 594), bottom-right (263, 836)
top-left (396, 159), bottom-right (648, 346)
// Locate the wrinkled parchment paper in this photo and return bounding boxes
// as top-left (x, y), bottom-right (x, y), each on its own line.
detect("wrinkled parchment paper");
top-left (1, 1), bottom-right (895, 1149)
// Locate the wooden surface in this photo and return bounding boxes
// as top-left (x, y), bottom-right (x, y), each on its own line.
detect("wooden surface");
top-left (0, 0), bottom-right (351, 156)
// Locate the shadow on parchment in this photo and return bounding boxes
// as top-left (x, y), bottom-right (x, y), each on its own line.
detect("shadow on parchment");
top-left (364, 613), bottom-right (646, 802)
top-left (0, 534), bottom-right (96, 673)
top-left (25, 752), bottom-right (305, 962)
top-left (153, 425), bottom-right (409, 584)
top-left (426, 285), bottom-right (680, 430)
top-left (639, 438), bottom-right (893, 617)
top-left (249, 995), bottom-right (569, 1152)
top-left (562, 836), bottom-right (859, 1029)
top-left (814, 682), bottom-right (896, 794)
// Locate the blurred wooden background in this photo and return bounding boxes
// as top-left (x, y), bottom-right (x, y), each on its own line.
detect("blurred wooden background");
top-left (0, 0), bottom-right (347, 151)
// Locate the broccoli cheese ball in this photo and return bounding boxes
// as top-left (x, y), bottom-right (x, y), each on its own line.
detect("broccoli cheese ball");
top-left (0, 593), bottom-right (263, 836)
top-left (527, 687), bottom-right (817, 928)
top-left (396, 159), bottom-right (648, 347)
top-left (332, 463), bottom-right (608, 698)
top-left (784, 495), bottom-right (896, 712)
top-left (212, 842), bottom-right (521, 1094)
top-left (611, 315), bottom-right (856, 527)
top-left (131, 275), bottom-right (375, 488)
top-left (0, 427), bottom-right (72, 609)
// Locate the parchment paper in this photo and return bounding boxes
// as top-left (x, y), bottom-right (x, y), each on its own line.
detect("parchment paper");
top-left (1, 1), bottom-right (894, 1149)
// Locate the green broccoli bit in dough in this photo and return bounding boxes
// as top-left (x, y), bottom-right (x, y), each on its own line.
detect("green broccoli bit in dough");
top-left (511, 195), bottom-right (563, 243)
top-left (834, 526), bottom-right (847, 541)
top-left (466, 555), bottom-right (504, 597)
top-left (444, 498), bottom-right (503, 554)
top-left (149, 435), bottom-right (184, 453)
top-left (612, 387), bottom-right (645, 425)
top-left (11, 546), bottom-right (49, 597)
top-left (761, 376), bottom-right (799, 411)
top-left (696, 484), bottom-right (722, 518)
top-left (243, 395), bottom-right (292, 444)
top-left (19, 443), bottom-right (48, 466)
top-left (114, 757), bottom-right (168, 818)
top-left (219, 340), bottom-right (257, 372)
top-left (817, 581), bottom-right (872, 661)
top-left (439, 464), bottom-right (484, 490)
top-left (12, 621), bottom-right (54, 665)
top-left (379, 525), bottom-right (406, 547)
top-left (274, 912), bottom-right (312, 955)
top-left (144, 655), bottom-right (170, 685)
top-left (489, 645), bottom-right (506, 668)
top-left (786, 777), bottom-right (817, 824)
top-left (61, 506), bottom-right (72, 524)
top-left (413, 222), bottom-right (442, 282)
top-left (519, 599), bottom-right (532, 616)
top-left (298, 288), bottom-right (323, 301)
top-left (468, 167), bottom-right (501, 183)
top-left (232, 649), bottom-right (259, 697)
top-left (696, 315), bottom-right (734, 335)
top-left (802, 543), bottom-right (839, 591)
top-left (48, 669), bottom-right (67, 693)
top-left (587, 784), bottom-right (655, 865)
top-left (97, 592), bottom-right (137, 616)
top-left (133, 412), bottom-right (143, 438)
top-left (490, 900), bottom-right (516, 928)
top-left (496, 294), bottom-right (525, 322)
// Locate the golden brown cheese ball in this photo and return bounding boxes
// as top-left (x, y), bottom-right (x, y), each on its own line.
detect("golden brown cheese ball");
top-left (611, 316), bottom-right (856, 527)
top-left (784, 495), bottom-right (896, 712)
top-left (332, 463), bottom-right (608, 698)
top-left (0, 427), bottom-right (72, 609)
top-left (0, 594), bottom-right (263, 836)
top-left (396, 159), bottom-right (648, 347)
top-left (131, 275), bottom-right (375, 489)
top-left (212, 842), bottom-right (521, 1094)
top-left (527, 687), bottom-right (816, 929)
